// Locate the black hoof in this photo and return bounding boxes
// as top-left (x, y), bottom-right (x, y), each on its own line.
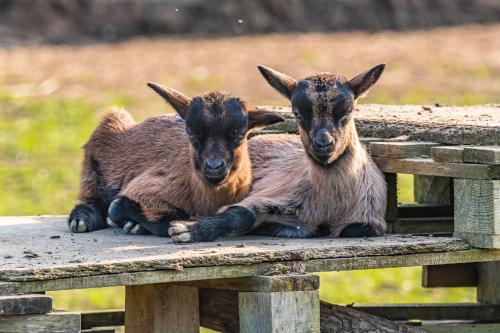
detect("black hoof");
top-left (68, 203), bottom-right (106, 233)
top-left (339, 223), bottom-right (376, 238)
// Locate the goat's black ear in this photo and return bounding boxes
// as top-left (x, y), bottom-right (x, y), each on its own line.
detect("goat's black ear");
top-left (347, 64), bottom-right (385, 99)
top-left (248, 109), bottom-right (285, 129)
top-left (147, 82), bottom-right (191, 119)
top-left (257, 65), bottom-right (298, 100)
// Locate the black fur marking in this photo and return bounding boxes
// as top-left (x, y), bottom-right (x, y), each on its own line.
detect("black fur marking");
top-left (108, 196), bottom-right (188, 237)
top-left (183, 206), bottom-right (257, 242)
top-left (68, 203), bottom-right (107, 232)
top-left (252, 222), bottom-right (322, 238)
top-left (339, 223), bottom-right (376, 238)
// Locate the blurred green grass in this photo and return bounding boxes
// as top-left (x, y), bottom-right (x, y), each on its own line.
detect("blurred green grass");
top-left (0, 93), bottom-right (476, 316)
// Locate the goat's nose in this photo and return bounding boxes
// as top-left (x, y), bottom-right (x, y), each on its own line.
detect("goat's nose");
top-left (205, 158), bottom-right (224, 171)
top-left (314, 130), bottom-right (334, 148)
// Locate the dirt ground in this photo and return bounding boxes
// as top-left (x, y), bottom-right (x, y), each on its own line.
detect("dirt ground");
top-left (0, 24), bottom-right (499, 117)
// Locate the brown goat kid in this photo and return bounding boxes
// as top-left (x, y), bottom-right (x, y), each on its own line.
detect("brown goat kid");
top-left (169, 64), bottom-right (387, 242)
top-left (68, 84), bottom-right (284, 236)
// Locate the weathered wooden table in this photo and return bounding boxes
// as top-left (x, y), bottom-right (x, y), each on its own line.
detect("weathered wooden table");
top-left (1, 104), bottom-right (499, 333)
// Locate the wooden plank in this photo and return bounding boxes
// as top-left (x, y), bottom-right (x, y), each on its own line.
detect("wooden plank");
top-left (388, 217), bottom-right (453, 234)
top-left (82, 329), bottom-right (115, 333)
top-left (422, 322), bottom-right (500, 333)
top-left (125, 284), bottom-right (199, 333)
top-left (0, 216), bottom-right (471, 283)
top-left (414, 175), bottom-right (451, 205)
top-left (432, 146), bottom-right (465, 163)
top-left (181, 274), bottom-right (319, 292)
top-left (0, 294), bottom-right (52, 315)
top-left (239, 290), bottom-right (320, 333)
top-left (200, 288), bottom-right (239, 333)
top-left (81, 310), bottom-right (123, 329)
top-left (258, 105), bottom-right (500, 145)
top-left (454, 179), bottom-right (500, 248)
top-left (385, 173), bottom-right (398, 223)
top-left (478, 261), bottom-right (500, 304)
top-left (463, 146), bottom-right (500, 165)
top-left (8, 246), bottom-right (500, 295)
top-left (354, 303), bottom-right (500, 321)
top-left (369, 141), bottom-right (439, 159)
top-left (422, 263), bottom-right (477, 288)
top-left (0, 312), bottom-right (80, 333)
top-left (373, 157), bottom-right (500, 179)
top-left (398, 204), bottom-right (453, 218)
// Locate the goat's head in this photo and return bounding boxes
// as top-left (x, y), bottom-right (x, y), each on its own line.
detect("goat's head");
top-left (257, 64), bottom-right (385, 166)
top-left (148, 83), bottom-right (284, 185)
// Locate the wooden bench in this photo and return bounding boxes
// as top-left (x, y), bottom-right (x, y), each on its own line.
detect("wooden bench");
top-left (1, 104), bottom-right (499, 332)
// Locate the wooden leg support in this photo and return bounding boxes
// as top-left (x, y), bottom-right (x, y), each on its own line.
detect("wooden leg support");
top-left (125, 283), bottom-right (199, 333)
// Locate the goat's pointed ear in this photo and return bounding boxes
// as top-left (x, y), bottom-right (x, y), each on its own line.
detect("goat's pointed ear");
top-left (248, 109), bottom-right (285, 129)
top-left (257, 65), bottom-right (298, 100)
top-left (347, 64), bottom-right (385, 99)
top-left (147, 82), bottom-right (191, 119)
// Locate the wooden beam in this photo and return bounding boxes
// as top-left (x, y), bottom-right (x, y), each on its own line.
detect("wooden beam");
top-left (414, 175), bottom-right (451, 205)
top-left (125, 284), bottom-right (199, 333)
top-left (239, 290), bottom-right (320, 333)
top-left (0, 312), bottom-right (80, 333)
top-left (385, 173), bottom-right (398, 223)
top-left (463, 146), bottom-right (500, 165)
top-left (478, 261), bottom-right (500, 304)
top-left (398, 204), bottom-right (453, 218)
top-left (373, 157), bottom-right (500, 179)
top-left (421, 322), bottom-right (500, 333)
top-left (388, 217), bottom-right (453, 234)
top-left (0, 294), bottom-right (52, 315)
top-left (422, 263), bottom-right (477, 288)
top-left (432, 146), bottom-right (465, 163)
top-left (369, 142), bottom-right (439, 159)
top-left (180, 274), bottom-right (319, 292)
top-left (454, 179), bottom-right (500, 248)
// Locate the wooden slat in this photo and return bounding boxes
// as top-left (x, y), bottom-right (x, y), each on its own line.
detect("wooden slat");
top-left (0, 294), bottom-right (52, 315)
top-left (258, 105), bottom-right (500, 145)
top-left (355, 303), bottom-right (500, 321)
top-left (125, 284), bottom-right (199, 333)
top-left (388, 217), bottom-right (453, 234)
top-left (454, 179), bottom-right (500, 248)
top-left (385, 173), bottom-right (398, 223)
top-left (0, 312), bottom-right (80, 333)
top-left (369, 142), bottom-right (439, 159)
top-left (373, 157), bottom-right (500, 179)
top-left (478, 261), bottom-right (500, 304)
top-left (181, 274), bottom-right (319, 292)
top-left (422, 263), bottom-right (478, 288)
top-left (398, 204), bottom-right (453, 218)
top-left (432, 146), bottom-right (466, 163)
top-left (81, 310), bottom-right (123, 330)
top-left (463, 147), bottom-right (500, 165)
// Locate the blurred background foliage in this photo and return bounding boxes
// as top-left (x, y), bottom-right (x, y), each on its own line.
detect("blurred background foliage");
top-left (2, 0), bottom-right (499, 319)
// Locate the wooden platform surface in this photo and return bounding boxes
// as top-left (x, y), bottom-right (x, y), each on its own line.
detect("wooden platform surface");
top-left (1, 216), bottom-right (499, 294)
top-left (258, 104), bottom-right (500, 145)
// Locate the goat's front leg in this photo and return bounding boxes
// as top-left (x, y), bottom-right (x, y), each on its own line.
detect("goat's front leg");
top-left (169, 198), bottom-right (314, 243)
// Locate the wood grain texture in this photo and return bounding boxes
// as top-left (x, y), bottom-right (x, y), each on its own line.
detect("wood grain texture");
top-left (0, 312), bottom-right (80, 333)
top-left (0, 216), bottom-right (471, 284)
top-left (239, 290), bottom-right (320, 333)
top-left (373, 157), bottom-right (500, 179)
top-left (431, 146), bottom-right (465, 163)
top-left (385, 173), bottom-right (398, 223)
top-left (422, 263), bottom-right (478, 288)
top-left (81, 310), bottom-right (123, 329)
top-left (125, 284), bottom-right (199, 333)
top-left (414, 175), bottom-right (451, 205)
top-left (463, 146), bottom-right (500, 165)
top-left (0, 294), bottom-right (52, 315)
top-left (454, 179), bottom-right (500, 238)
top-left (369, 141), bottom-right (439, 159)
top-left (258, 104), bottom-right (500, 145)
top-left (388, 217), bottom-right (453, 235)
top-left (478, 261), bottom-right (500, 304)
top-left (422, 322), bottom-right (500, 333)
